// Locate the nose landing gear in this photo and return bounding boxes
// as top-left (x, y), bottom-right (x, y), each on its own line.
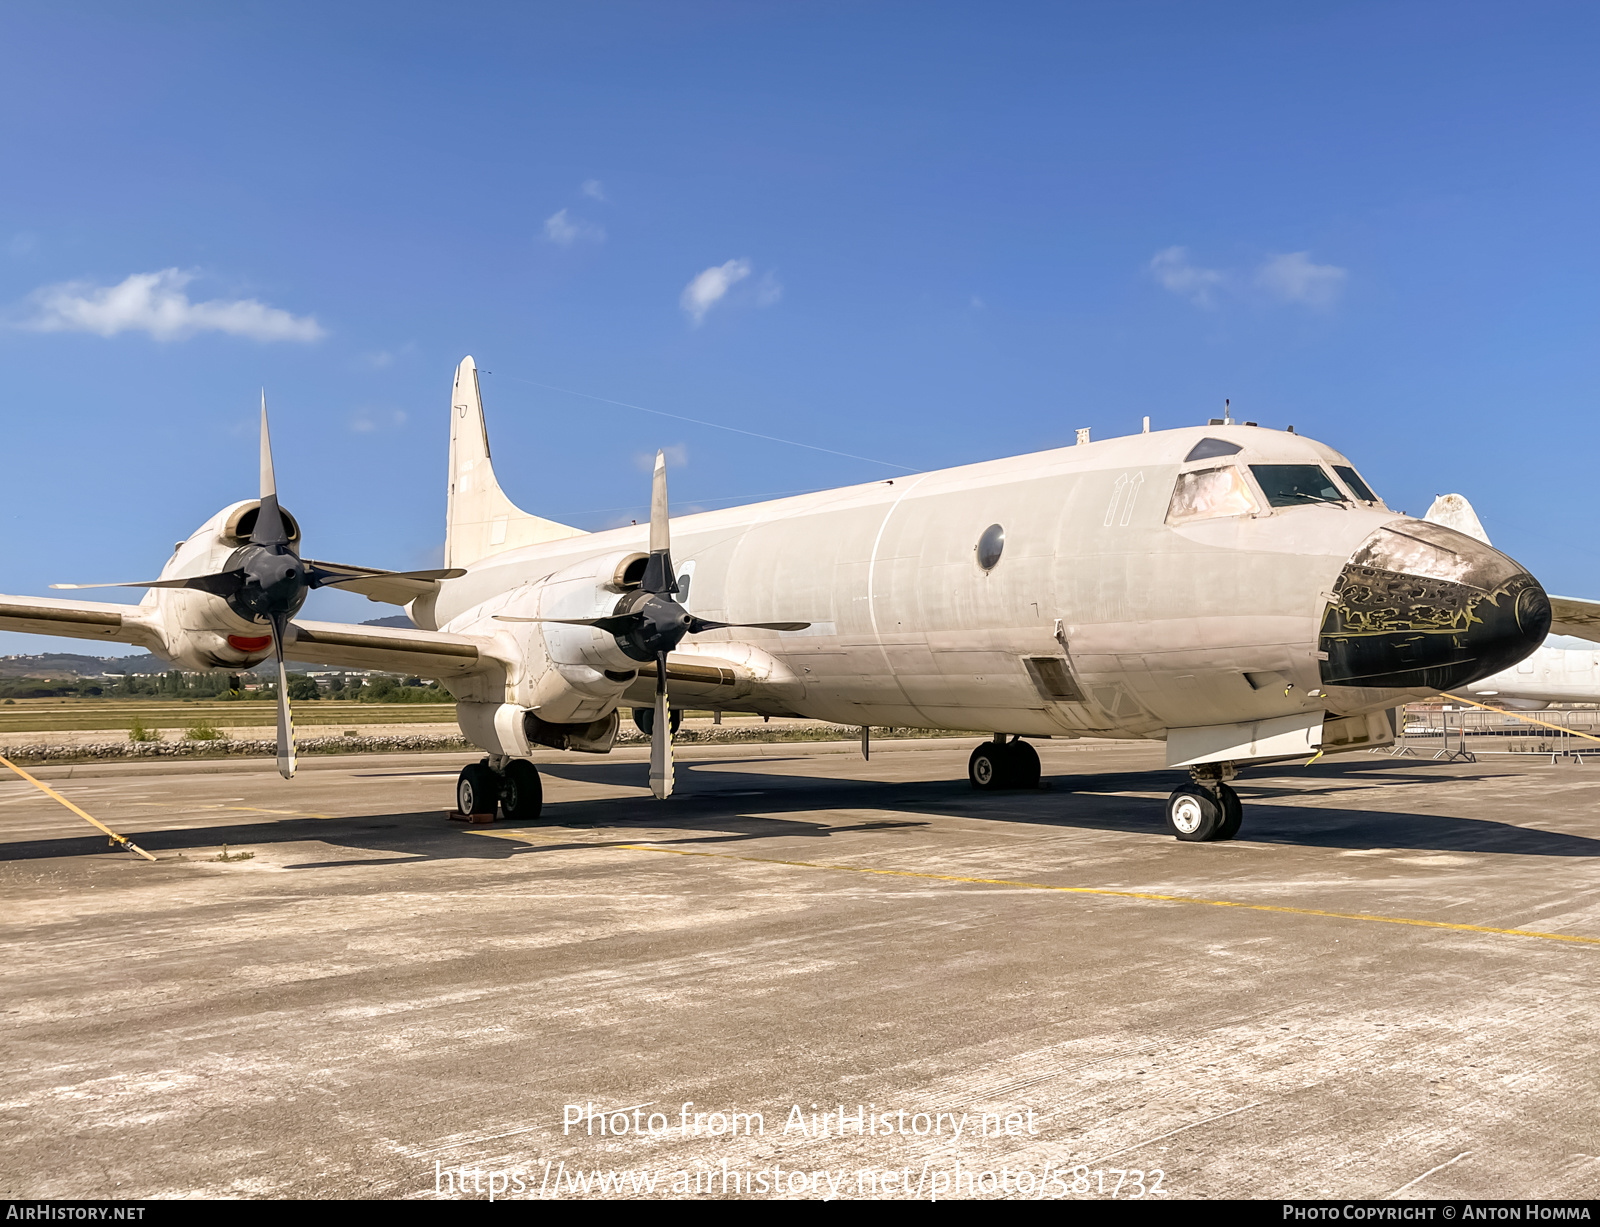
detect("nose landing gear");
top-left (1165, 763), bottom-right (1241, 842)
top-left (968, 736), bottom-right (1042, 790)
top-left (456, 757), bottom-right (544, 822)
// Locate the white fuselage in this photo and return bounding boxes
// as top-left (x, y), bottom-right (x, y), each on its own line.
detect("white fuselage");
top-left (413, 425), bottom-right (1432, 742)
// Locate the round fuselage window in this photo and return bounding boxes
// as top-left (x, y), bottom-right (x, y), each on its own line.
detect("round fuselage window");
top-left (977, 523), bottom-right (1005, 571)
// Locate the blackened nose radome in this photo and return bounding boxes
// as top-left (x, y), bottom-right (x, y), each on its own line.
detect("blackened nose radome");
top-left (1319, 520), bottom-right (1551, 693)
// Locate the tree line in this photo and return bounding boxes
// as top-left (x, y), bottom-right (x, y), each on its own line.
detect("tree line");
top-left (0, 671), bottom-right (452, 702)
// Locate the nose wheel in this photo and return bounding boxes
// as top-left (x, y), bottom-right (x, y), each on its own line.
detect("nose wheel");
top-left (1165, 771), bottom-right (1242, 842)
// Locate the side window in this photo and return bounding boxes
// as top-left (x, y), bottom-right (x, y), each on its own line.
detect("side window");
top-left (1166, 466), bottom-right (1259, 525)
top-left (1333, 465), bottom-right (1382, 505)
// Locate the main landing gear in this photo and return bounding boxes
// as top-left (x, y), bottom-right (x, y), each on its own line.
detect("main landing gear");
top-left (968, 736), bottom-right (1042, 790)
top-left (1165, 763), bottom-right (1242, 842)
top-left (632, 706), bottom-right (682, 736)
top-left (457, 757), bottom-right (544, 822)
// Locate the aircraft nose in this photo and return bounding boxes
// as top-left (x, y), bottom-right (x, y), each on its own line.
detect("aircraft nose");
top-left (1319, 520), bottom-right (1550, 692)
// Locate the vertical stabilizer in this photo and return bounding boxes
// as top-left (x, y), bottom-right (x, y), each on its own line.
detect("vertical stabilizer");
top-left (446, 356), bottom-right (586, 568)
top-left (1423, 493), bottom-right (1491, 546)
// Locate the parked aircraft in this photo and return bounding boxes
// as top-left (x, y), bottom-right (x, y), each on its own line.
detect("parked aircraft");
top-left (2, 360), bottom-right (1584, 842)
top-left (1424, 493), bottom-right (1600, 709)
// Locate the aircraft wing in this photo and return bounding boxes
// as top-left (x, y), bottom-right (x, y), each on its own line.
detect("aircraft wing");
top-left (0, 592), bottom-right (503, 680)
top-left (284, 619), bottom-right (496, 678)
top-left (1549, 596), bottom-right (1600, 643)
top-left (0, 594), bottom-right (165, 651)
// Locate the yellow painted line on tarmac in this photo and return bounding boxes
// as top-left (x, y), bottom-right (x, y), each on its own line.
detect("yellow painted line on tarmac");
top-left (217, 805), bottom-right (336, 820)
top-left (614, 844), bottom-right (1600, 948)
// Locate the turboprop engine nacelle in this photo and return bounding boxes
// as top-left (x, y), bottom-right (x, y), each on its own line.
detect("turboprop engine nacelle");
top-left (525, 548), bottom-right (653, 720)
top-left (147, 500), bottom-right (305, 672)
top-left (444, 549), bottom-right (651, 727)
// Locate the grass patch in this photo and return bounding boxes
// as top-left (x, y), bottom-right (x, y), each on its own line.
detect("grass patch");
top-left (184, 719), bottom-right (224, 741)
top-left (127, 718), bottom-right (158, 743)
top-left (213, 844), bottom-right (254, 863)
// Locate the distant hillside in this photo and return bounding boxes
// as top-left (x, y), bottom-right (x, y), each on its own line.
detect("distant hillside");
top-left (0, 652), bottom-right (178, 678)
top-left (0, 614), bottom-right (416, 678)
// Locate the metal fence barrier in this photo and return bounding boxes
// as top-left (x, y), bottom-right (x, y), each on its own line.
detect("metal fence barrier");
top-left (1391, 706), bottom-right (1600, 764)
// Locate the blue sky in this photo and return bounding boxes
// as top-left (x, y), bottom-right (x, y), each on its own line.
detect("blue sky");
top-left (1, 2), bottom-right (1597, 654)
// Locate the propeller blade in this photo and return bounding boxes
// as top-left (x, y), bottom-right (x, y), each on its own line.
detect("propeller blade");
top-left (52, 571), bottom-right (241, 595)
top-left (648, 649), bottom-right (673, 800)
top-left (268, 613), bottom-right (296, 780)
top-left (252, 393), bottom-right (289, 547)
top-left (493, 613), bottom-right (645, 635)
top-left (650, 450), bottom-right (669, 555)
top-left (311, 566), bottom-right (468, 589)
top-left (641, 450), bottom-right (677, 595)
top-left (687, 618), bottom-right (812, 633)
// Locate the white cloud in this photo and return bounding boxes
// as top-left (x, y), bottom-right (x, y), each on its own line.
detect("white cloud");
top-left (20, 269), bottom-right (324, 341)
top-left (1149, 247), bottom-right (1225, 307)
top-left (1255, 251), bottom-right (1347, 306)
top-left (677, 261), bottom-right (782, 324)
top-left (544, 208), bottom-right (604, 247)
top-left (680, 259), bottom-right (753, 325)
top-left (350, 408), bottom-right (407, 434)
top-left (9, 232), bottom-right (38, 258)
top-left (360, 349), bottom-right (394, 369)
top-left (634, 443), bottom-right (688, 472)
top-left (582, 179), bottom-right (606, 201)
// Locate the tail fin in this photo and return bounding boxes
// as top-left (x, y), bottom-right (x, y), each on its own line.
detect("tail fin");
top-left (446, 356), bottom-right (586, 568)
top-left (1422, 493), bottom-right (1491, 546)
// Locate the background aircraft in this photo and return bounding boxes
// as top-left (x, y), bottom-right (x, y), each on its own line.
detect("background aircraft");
top-left (1425, 494), bottom-right (1600, 709)
top-left (1, 360), bottom-right (1581, 842)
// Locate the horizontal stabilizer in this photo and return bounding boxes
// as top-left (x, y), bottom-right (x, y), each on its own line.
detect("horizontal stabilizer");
top-left (304, 559), bottom-right (466, 605)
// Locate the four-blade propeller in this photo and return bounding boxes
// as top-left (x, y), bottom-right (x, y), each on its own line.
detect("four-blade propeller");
top-left (499, 450), bottom-right (810, 798)
top-left (53, 395), bottom-right (465, 779)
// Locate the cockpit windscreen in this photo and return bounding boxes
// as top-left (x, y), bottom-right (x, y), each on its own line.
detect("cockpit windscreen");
top-left (1249, 464), bottom-right (1345, 508)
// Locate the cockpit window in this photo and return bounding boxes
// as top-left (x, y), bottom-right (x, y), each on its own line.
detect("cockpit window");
top-left (1249, 464), bottom-right (1345, 508)
top-left (1184, 437), bottom-right (1243, 462)
top-left (1333, 465), bottom-right (1381, 504)
top-left (1166, 465), bottom-right (1259, 524)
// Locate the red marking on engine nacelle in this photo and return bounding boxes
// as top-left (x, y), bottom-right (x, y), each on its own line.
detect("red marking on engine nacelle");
top-left (227, 634), bottom-right (273, 651)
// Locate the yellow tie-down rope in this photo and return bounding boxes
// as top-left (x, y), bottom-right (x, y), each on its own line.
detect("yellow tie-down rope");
top-left (0, 753), bottom-right (156, 862)
top-left (1439, 694), bottom-right (1600, 746)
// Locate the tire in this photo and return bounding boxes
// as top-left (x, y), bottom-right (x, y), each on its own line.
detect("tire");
top-left (633, 706), bottom-right (683, 736)
top-left (457, 762), bottom-right (498, 817)
top-left (1008, 740), bottom-right (1041, 789)
top-left (1166, 783), bottom-right (1224, 842)
top-left (500, 759), bottom-right (543, 822)
top-left (1215, 783), bottom-right (1243, 841)
top-left (969, 741), bottom-right (1012, 790)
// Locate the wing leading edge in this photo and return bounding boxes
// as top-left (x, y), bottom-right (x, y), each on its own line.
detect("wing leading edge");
top-left (1550, 596), bottom-right (1600, 643)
